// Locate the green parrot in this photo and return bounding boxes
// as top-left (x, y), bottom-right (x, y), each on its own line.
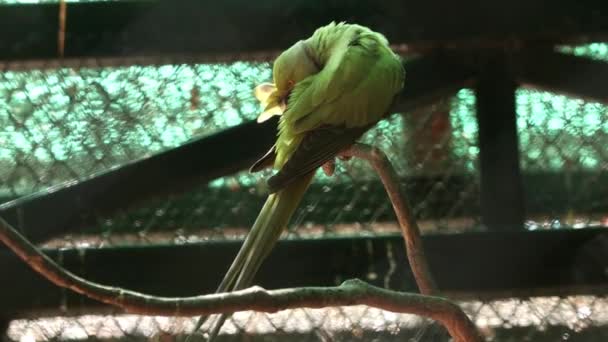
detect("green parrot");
top-left (190, 21), bottom-right (405, 340)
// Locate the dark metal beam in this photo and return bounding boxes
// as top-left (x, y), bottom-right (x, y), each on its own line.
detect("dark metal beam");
top-left (475, 53), bottom-right (526, 231)
top-left (0, 317), bottom-right (8, 340)
top-left (2, 229), bottom-right (607, 318)
top-left (0, 119), bottom-right (277, 245)
top-left (0, 1), bottom-right (608, 60)
top-left (516, 50), bottom-right (608, 104)
top-left (3, 169), bottom-right (607, 242)
top-left (0, 54), bottom-right (474, 244)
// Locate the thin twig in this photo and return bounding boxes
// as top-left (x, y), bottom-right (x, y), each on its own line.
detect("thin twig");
top-left (341, 143), bottom-right (438, 295)
top-left (58, 0), bottom-right (66, 58)
top-left (0, 215), bottom-right (481, 341)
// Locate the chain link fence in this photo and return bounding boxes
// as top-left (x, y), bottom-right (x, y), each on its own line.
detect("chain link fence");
top-left (5, 296), bottom-right (608, 341)
top-left (0, 55), bottom-right (483, 243)
top-left (1, 43), bottom-right (608, 341)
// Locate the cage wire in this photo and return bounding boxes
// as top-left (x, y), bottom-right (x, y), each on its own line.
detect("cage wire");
top-left (1, 42), bottom-right (608, 341)
top-left (5, 296), bottom-right (608, 341)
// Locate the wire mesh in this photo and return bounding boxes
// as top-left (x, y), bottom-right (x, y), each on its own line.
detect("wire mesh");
top-left (0, 56), bottom-right (483, 245)
top-left (517, 87), bottom-right (608, 228)
top-left (0, 61), bottom-right (272, 199)
top-left (6, 296), bottom-right (608, 341)
top-left (1, 44), bottom-right (608, 342)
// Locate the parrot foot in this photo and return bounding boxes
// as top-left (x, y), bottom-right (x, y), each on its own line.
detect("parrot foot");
top-left (322, 159), bottom-right (336, 176)
top-left (322, 148), bottom-right (356, 177)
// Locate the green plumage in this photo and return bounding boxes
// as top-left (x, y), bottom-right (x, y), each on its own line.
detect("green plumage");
top-left (218, 173), bottom-right (314, 290)
top-left (275, 22), bottom-right (404, 169)
top-left (189, 22), bottom-right (404, 341)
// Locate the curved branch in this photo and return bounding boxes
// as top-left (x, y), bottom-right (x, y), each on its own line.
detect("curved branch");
top-left (341, 143), bottom-right (438, 295)
top-left (0, 215), bottom-right (481, 342)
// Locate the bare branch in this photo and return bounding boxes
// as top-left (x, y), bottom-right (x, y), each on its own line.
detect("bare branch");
top-left (341, 143), bottom-right (438, 295)
top-left (190, 142), bottom-right (463, 341)
top-left (0, 142), bottom-right (482, 341)
top-left (0, 214), bottom-right (481, 341)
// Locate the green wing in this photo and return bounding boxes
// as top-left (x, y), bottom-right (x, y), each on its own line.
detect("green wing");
top-left (285, 34), bottom-right (404, 134)
top-left (266, 124), bottom-right (372, 192)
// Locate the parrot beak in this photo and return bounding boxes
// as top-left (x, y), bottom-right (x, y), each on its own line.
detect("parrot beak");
top-left (255, 83), bottom-right (288, 123)
top-left (254, 82), bottom-right (276, 103)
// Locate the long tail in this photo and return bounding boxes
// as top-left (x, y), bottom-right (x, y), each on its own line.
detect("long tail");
top-left (187, 172), bottom-right (314, 341)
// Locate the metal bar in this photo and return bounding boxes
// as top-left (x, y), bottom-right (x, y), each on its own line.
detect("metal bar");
top-left (0, 119), bottom-right (276, 245)
top-left (0, 1), bottom-right (608, 60)
top-left (2, 228), bottom-right (606, 317)
top-left (4, 169), bottom-right (607, 240)
top-left (475, 53), bottom-right (526, 231)
top-left (516, 49), bottom-right (608, 104)
top-left (0, 318), bottom-right (9, 338)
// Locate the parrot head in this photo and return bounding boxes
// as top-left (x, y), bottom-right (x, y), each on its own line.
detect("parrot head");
top-left (255, 40), bottom-right (321, 123)
top-left (272, 40), bottom-right (321, 94)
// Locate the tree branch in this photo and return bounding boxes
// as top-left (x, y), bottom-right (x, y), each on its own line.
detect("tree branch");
top-left (0, 140), bottom-right (483, 341)
top-left (341, 143), bottom-right (438, 295)
top-left (195, 142), bottom-right (477, 341)
top-left (0, 216), bottom-right (481, 342)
